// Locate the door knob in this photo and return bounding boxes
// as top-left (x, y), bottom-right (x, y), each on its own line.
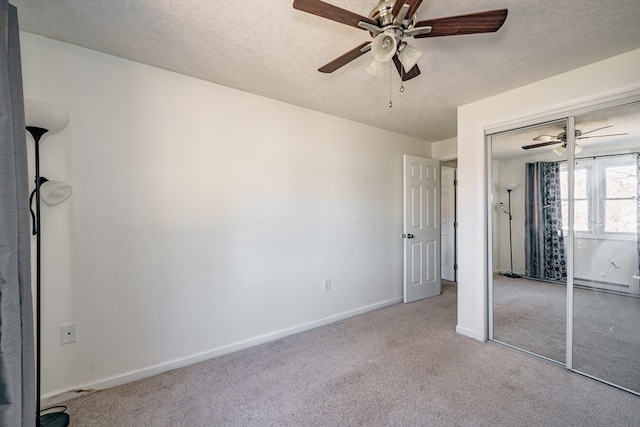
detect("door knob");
top-left (402, 234), bottom-right (414, 239)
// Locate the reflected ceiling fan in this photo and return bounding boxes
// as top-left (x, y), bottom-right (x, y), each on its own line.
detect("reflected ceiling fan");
top-left (522, 125), bottom-right (629, 155)
top-left (293, 0), bottom-right (508, 81)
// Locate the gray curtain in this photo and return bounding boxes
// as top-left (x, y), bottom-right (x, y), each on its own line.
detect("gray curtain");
top-left (637, 153), bottom-right (639, 276)
top-left (525, 161), bottom-right (567, 281)
top-left (0, 1), bottom-right (35, 426)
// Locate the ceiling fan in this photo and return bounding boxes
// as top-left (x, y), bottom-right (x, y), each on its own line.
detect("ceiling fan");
top-left (522, 125), bottom-right (629, 155)
top-left (293, 0), bottom-right (508, 81)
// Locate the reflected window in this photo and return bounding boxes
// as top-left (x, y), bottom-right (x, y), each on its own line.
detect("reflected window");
top-left (559, 154), bottom-right (638, 237)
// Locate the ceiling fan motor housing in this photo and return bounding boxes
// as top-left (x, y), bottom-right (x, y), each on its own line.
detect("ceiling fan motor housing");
top-left (369, 0), bottom-right (415, 42)
top-left (370, 1), bottom-right (396, 26)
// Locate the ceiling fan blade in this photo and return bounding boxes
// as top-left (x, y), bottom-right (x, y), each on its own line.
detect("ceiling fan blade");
top-left (405, 0), bottom-right (424, 18)
top-left (392, 4), bottom-right (410, 25)
top-left (318, 42), bottom-right (371, 73)
top-left (392, 55), bottom-right (421, 81)
top-left (413, 9), bottom-right (508, 38)
top-left (578, 132), bottom-right (629, 140)
top-left (293, 0), bottom-right (376, 29)
top-left (522, 141), bottom-right (562, 150)
top-left (392, 0), bottom-right (423, 20)
top-left (578, 125), bottom-right (613, 136)
top-left (533, 135), bottom-right (559, 142)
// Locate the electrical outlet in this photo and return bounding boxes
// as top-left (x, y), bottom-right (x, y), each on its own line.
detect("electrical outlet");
top-left (60, 323), bottom-right (78, 345)
top-left (324, 279), bottom-right (332, 291)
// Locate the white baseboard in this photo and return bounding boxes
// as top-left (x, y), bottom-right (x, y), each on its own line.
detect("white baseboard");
top-left (42, 296), bottom-right (403, 406)
top-left (456, 325), bottom-right (486, 342)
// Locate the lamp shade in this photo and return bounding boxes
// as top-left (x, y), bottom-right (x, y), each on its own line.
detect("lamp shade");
top-left (397, 43), bottom-right (423, 72)
top-left (553, 145), bottom-right (566, 156)
top-left (371, 33), bottom-right (397, 62)
top-left (40, 180), bottom-right (73, 206)
top-left (505, 183), bottom-right (518, 191)
top-left (24, 99), bottom-right (70, 134)
top-left (365, 58), bottom-right (383, 77)
top-left (553, 143), bottom-right (581, 156)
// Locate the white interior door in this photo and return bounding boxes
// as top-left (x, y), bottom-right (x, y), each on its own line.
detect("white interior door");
top-left (441, 167), bottom-right (456, 281)
top-left (403, 155), bottom-right (441, 303)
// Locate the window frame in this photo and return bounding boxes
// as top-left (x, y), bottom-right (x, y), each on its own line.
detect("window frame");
top-left (560, 154), bottom-right (637, 241)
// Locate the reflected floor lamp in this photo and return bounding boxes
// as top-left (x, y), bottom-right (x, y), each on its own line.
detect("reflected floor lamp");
top-left (25, 100), bottom-right (72, 427)
top-left (500, 183), bottom-right (521, 278)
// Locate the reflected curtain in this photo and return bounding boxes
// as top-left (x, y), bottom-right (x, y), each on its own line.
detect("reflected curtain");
top-left (0, 1), bottom-right (35, 426)
top-left (525, 161), bottom-right (567, 281)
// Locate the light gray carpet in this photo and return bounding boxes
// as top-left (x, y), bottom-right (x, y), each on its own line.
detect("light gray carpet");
top-left (61, 282), bottom-right (640, 426)
top-left (493, 275), bottom-right (640, 392)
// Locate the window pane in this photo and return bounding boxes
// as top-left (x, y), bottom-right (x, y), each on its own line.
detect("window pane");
top-left (562, 200), bottom-right (589, 231)
top-left (560, 167), bottom-right (589, 232)
top-left (606, 165), bottom-right (635, 198)
top-left (574, 200), bottom-right (589, 231)
top-left (605, 199), bottom-right (637, 233)
top-left (560, 168), bottom-right (587, 199)
top-left (574, 168), bottom-right (587, 199)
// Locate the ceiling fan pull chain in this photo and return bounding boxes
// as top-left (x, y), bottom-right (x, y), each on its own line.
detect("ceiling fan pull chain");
top-left (389, 61), bottom-right (393, 108)
top-left (400, 66), bottom-right (405, 92)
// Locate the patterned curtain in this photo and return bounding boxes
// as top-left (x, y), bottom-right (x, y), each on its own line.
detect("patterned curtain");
top-left (525, 162), bottom-right (567, 281)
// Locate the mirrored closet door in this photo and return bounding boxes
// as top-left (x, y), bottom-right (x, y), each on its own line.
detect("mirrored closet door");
top-left (488, 101), bottom-right (640, 395)
top-left (571, 103), bottom-right (640, 393)
top-left (490, 119), bottom-right (568, 364)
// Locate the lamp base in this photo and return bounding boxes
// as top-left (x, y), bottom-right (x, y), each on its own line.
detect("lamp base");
top-left (504, 272), bottom-right (521, 278)
top-left (40, 412), bottom-right (70, 427)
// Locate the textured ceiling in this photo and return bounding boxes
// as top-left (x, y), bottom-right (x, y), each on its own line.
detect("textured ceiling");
top-left (11, 0), bottom-right (640, 143)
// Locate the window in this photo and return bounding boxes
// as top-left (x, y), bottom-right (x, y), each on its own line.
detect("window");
top-left (604, 163), bottom-right (636, 232)
top-left (560, 154), bottom-right (637, 237)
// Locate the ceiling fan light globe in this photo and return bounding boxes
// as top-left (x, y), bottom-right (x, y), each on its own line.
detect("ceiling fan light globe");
top-left (371, 33), bottom-right (397, 62)
top-left (397, 43), bottom-right (423, 72)
top-left (553, 145), bottom-right (566, 156)
top-left (574, 143), bottom-right (583, 154)
top-left (365, 58), bottom-right (384, 77)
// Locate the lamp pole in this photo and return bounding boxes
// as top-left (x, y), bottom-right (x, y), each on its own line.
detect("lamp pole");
top-left (27, 126), bottom-right (48, 427)
top-left (504, 188), bottom-right (520, 278)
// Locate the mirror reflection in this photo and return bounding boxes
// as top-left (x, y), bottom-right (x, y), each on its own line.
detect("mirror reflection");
top-left (490, 119), bottom-right (568, 363)
top-left (572, 103), bottom-right (640, 393)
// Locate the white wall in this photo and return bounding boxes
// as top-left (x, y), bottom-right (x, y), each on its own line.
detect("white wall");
top-left (431, 137), bottom-right (457, 161)
top-left (456, 49), bottom-right (640, 341)
top-left (20, 33), bottom-right (429, 399)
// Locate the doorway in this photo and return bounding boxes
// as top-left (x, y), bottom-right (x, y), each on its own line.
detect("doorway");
top-left (441, 165), bottom-right (457, 282)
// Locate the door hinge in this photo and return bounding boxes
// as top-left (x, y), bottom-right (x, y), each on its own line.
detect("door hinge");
top-left (454, 264), bottom-right (458, 270)
top-left (454, 180), bottom-right (458, 186)
top-left (454, 222), bottom-right (458, 228)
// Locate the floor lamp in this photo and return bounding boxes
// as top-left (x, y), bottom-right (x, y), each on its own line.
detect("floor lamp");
top-left (25, 100), bottom-right (72, 427)
top-left (500, 183), bottom-right (521, 278)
